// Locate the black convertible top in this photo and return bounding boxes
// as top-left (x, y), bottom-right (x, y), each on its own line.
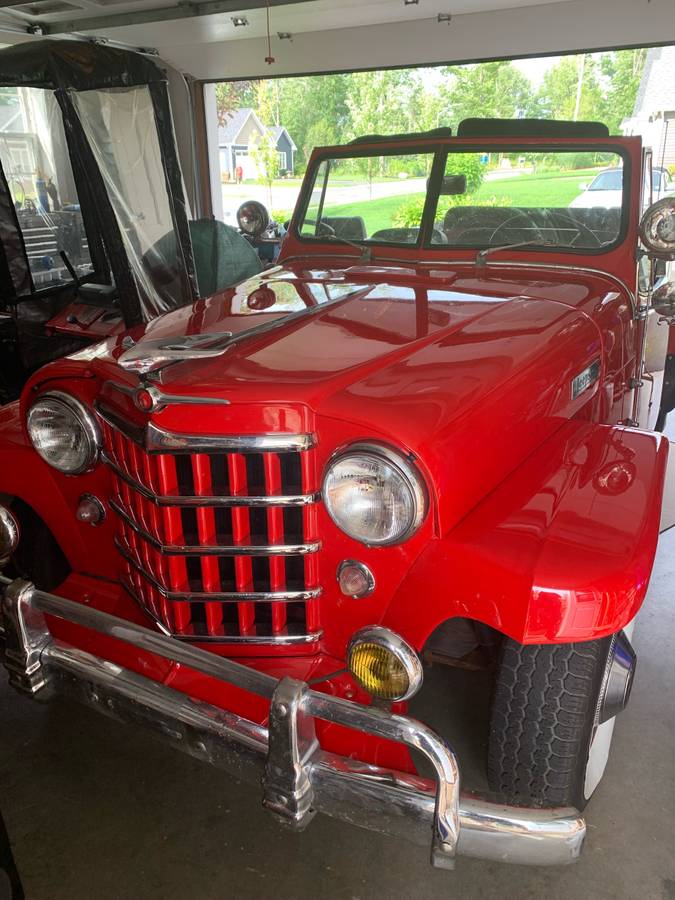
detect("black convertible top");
top-left (0, 39), bottom-right (166, 91)
top-left (457, 118), bottom-right (611, 138)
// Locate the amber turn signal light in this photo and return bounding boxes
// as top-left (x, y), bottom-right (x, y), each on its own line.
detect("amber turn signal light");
top-left (347, 626), bottom-right (423, 702)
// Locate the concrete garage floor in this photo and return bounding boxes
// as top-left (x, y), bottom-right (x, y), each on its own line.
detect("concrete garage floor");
top-left (0, 532), bottom-right (674, 899)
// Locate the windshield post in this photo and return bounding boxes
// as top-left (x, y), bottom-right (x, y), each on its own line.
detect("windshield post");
top-left (419, 149), bottom-right (447, 246)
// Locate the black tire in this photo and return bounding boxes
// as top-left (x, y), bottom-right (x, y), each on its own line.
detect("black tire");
top-left (655, 408), bottom-right (668, 433)
top-left (487, 636), bottom-right (612, 810)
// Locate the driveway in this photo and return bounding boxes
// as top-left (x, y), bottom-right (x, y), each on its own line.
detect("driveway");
top-left (221, 177), bottom-right (428, 222)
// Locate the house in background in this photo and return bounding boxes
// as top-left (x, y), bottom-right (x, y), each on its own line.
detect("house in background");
top-left (217, 107), bottom-right (296, 181)
top-left (623, 46), bottom-right (675, 170)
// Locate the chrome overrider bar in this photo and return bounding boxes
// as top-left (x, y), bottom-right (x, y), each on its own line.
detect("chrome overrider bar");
top-left (0, 576), bottom-right (585, 869)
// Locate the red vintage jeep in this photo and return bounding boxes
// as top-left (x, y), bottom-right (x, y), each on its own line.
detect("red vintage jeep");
top-left (1, 119), bottom-right (674, 869)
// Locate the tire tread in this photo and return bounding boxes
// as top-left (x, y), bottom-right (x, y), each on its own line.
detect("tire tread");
top-left (487, 638), bottom-right (609, 808)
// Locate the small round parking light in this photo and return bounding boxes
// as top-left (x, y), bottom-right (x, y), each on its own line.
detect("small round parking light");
top-left (76, 494), bottom-right (106, 526)
top-left (347, 626), bottom-right (422, 702)
top-left (337, 560), bottom-right (375, 598)
top-left (0, 505), bottom-right (19, 565)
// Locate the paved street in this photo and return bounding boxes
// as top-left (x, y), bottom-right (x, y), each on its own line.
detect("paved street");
top-left (221, 177), bottom-right (427, 222)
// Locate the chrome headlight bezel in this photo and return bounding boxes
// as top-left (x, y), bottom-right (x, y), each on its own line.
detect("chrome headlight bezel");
top-left (347, 625), bottom-right (424, 701)
top-left (27, 391), bottom-right (101, 475)
top-left (639, 196), bottom-right (675, 259)
top-left (322, 442), bottom-right (428, 547)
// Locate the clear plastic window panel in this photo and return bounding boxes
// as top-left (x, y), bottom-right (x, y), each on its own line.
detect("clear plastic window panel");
top-left (0, 87), bottom-right (93, 289)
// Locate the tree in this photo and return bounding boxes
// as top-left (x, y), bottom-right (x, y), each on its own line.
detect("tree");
top-left (600, 49), bottom-right (647, 132)
top-left (250, 130), bottom-right (280, 206)
top-left (214, 80), bottom-right (254, 125)
top-left (536, 55), bottom-right (604, 122)
top-left (439, 61), bottom-right (537, 126)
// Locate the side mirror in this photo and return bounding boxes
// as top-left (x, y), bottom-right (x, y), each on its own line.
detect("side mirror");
top-left (639, 196), bottom-right (675, 260)
top-left (579, 182), bottom-right (590, 191)
top-left (237, 200), bottom-right (270, 238)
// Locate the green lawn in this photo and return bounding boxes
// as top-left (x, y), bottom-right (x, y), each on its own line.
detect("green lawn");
top-left (474, 168), bottom-right (602, 207)
top-left (287, 168), bottom-right (606, 233)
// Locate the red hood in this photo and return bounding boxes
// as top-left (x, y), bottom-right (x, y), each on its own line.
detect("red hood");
top-left (61, 260), bottom-right (617, 531)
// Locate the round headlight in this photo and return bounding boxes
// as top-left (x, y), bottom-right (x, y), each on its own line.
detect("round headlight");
top-left (27, 392), bottom-right (100, 475)
top-left (323, 444), bottom-right (426, 546)
top-left (639, 196), bottom-right (675, 259)
top-left (237, 200), bottom-right (270, 237)
top-left (348, 626), bottom-right (422, 701)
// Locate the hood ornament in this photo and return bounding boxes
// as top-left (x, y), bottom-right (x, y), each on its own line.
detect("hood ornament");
top-left (117, 332), bottom-right (234, 376)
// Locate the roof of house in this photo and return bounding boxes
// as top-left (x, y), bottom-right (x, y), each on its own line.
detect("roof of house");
top-left (632, 46), bottom-right (675, 117)
top-left (218, 107), bottom-right (296, 151)
top-left (268, 124), bottom-right (297, 151)
top-left (218, 107), bottom-right (261, 145)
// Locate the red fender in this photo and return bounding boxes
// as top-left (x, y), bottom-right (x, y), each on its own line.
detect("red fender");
top-left (383, 420), bottom-right (668, 646)
top-left (0, 399), bottom-right (118, 577)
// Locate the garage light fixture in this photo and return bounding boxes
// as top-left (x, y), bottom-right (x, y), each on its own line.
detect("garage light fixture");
top-left (231, 15), bottom-right (249, 26)
top-left (437, 12), bottom-right (452, 23)
top-left (277, 31), bottom-right (292, 39)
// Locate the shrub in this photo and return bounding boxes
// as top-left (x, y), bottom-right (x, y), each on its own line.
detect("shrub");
top-left (393, 194), bottom-right (511, 228)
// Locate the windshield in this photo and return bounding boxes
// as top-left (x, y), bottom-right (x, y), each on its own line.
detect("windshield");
top-left (0, 86), bottom-right (93, 291)
top-left (298, 146), bottom-right (626, 253)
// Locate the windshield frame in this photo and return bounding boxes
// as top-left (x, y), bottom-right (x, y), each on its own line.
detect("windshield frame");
top-left (293, 140), bottom-right (632, 258)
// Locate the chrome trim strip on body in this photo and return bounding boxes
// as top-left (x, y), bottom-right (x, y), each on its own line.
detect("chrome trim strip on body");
top-left (95, 401), bottom-right (317, 454)
top-left (117, 538), bottom-right (322, 603)
top-left (103, 380), bottom-right (232, 409)
top-left (110, 498), bottom-right (321, 557)
top-left (103, 453), bottom-right (320, 508)
top-left (146, 423), bottom-right (317, 454)
top-left (0, 578), bottom-right (586, 868)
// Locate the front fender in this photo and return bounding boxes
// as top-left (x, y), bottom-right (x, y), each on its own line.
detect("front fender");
top-left (383, 420), bottom-right (668, 646)
top-left (0, 400), bottom-right (117, 576)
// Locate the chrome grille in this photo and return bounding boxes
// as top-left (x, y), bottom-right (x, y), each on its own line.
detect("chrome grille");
top-left (100, 409), bottom-right (322, 644)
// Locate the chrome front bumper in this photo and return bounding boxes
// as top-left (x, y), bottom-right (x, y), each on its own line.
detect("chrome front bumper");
top-left (0, 576), bottom-right (585, 869)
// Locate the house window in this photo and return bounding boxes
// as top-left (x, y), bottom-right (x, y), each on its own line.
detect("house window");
top-left (278, 151), bottom-right (287, 170)
top-left (8, 138), bottom-right (34, 177)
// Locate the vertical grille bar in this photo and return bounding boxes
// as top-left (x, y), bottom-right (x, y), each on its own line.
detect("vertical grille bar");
top-left (228, 453), bottom-right (255, 636)
top-left (156, 455), bottom-right (190, 635)
top-left (263, 452), bottom-right (288, 635)
top-left (301, 450), bottom-right (320, 634)
top-left (192, 453), bottom-right (224, 637)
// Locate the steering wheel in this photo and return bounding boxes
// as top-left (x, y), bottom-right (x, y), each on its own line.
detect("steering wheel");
top-left (488, 210), bottom-right (549, 245)
top-left (316, 221), bottom-right (337, 238)
top-left (302, 219), bottom-right (336, 238)
top-left (490, 210), bottom-right (603, 248)
top-left (541, 211), bottom-right (603, 248)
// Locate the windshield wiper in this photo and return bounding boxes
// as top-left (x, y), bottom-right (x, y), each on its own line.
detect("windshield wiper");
top-left (476, 239), bottom-right (556, 268)
top-left (324, 234), bottom-right (372, 263)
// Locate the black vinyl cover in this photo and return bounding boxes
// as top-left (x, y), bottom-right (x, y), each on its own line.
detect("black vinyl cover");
top-left (0, 39), bottom-right (166, 92)
top-left (457, 118), bottom-right (611, 138)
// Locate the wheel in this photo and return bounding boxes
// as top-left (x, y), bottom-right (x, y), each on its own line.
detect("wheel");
top-left (487, 631), bottom-right (634, 810)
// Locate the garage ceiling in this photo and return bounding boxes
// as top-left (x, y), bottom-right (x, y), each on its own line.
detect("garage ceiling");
top-left (0, 0), bottom-right (673, 80)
